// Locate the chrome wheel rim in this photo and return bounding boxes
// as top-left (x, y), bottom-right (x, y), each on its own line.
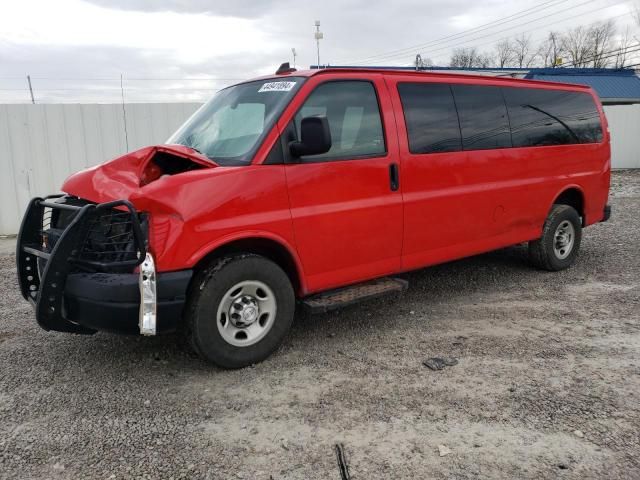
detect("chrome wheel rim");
top-left (553, 220), bottom-right (575, 260)
top-left (216, 280), bottom-right (277, 347)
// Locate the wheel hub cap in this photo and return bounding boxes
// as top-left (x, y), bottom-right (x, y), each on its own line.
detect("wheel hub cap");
top-left (231, 295), bottom-right (259, 327)
top-left (553, 220), bottom-right (575, 260)
top-left (216, 280), bottom-right (277, 347)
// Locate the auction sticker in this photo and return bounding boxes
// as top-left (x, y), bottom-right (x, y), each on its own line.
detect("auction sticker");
top-left (258, 81), bottom-right (297, 92)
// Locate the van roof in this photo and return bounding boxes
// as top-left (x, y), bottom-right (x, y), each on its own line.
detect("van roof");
top-left (267, 67), bottom-right (594, 91)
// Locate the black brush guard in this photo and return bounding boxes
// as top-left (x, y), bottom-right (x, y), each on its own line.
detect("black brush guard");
top-left (16, 195), bottom-right (147, 334)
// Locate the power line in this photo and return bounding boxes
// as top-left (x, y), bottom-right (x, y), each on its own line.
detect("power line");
top-left (409, 0), bottom-right (629, 63)
top-left (354, 0), bottom-right (628, 65)
top-left (407, 4), bottom-right (633, 66)
top-left (349, 0), bottom-right (597, 64)
top-left (560, 43), bottom-right (640, 67)
top-left (338, 0), bottom-right (569, 64)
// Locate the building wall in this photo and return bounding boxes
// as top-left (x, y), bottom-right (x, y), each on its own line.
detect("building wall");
top-left (603, 104), bottom-right (640, 169)
top-left (0, 101), bottom-right (638, 235)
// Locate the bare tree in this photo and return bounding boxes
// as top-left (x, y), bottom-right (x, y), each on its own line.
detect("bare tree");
top-left (589, 20), bottom-right (617, 67)
top-left (456, 17), bottom-right (637, 71)
top-left (449, 47), bottom-right (495, 68)
top-left (538, 31), bottom-right (564, 67)
top-left (511, 34), bottom-right (537, 67)
top-left (562, 26), bottom-right (592, 67)
top-left (614, 26), bottom-right (634, 68)
top-left (494, 39), bottom-right (514, 67)
top-left (633, 2), bottom-right (640, 27)
top-left (476, 53), bottom-right (495, 68)
top-left (449, 47), bottom-right (480, 68)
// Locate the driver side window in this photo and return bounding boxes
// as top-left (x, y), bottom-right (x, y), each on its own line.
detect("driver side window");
top-left (294, 81), bottom-right (386, 161)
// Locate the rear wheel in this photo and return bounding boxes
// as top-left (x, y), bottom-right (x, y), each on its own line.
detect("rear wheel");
top-left (186, 254), bottom-right (295, 368)
top-left (528, 204), bottom-right (582, 271)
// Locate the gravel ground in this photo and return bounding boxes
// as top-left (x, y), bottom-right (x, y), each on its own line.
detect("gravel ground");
top-left (1, 171), bottom-right (639, 480)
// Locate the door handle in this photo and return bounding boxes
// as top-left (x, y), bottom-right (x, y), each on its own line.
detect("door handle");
top-left (389, 163), bottom-right (399, 191)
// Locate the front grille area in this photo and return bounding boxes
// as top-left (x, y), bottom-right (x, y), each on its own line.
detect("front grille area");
top-left (77, 208), bottom-right (140, 266)
top-left (18, 195), bottom-right (147, 332)
top-left (35, 196), bottom-right (147, 273)
top-left (40, 198), bottom-right (86, 254)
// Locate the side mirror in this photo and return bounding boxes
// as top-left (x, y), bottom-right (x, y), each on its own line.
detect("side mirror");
top-left (289, 116), bottom-right (332, 157)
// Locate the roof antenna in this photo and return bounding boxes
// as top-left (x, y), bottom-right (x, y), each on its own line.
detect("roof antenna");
top-left (276, 62), bottom-right (297, 75)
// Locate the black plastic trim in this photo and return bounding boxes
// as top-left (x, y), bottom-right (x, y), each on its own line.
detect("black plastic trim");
top-left (63, 270), bottom-right (193, 334)
top-left (389, 163), bottom-right (399, 191)
top-left (263, 135), bottom-right (285, 165)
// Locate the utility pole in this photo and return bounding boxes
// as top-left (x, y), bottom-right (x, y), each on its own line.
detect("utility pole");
top-left (314, 20), bottom-right (323, 68)
top-left (120, 74), bottom-right (130, 152)
top-left (291, 47), bottom-right (297, 68)
top-left (27, 75), bottom-right (35, 104)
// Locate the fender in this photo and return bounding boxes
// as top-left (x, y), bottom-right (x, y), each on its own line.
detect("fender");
top-left (186, 230), bottom-right (308, 295)
top-left (549, 183), bottom-right (587, 221)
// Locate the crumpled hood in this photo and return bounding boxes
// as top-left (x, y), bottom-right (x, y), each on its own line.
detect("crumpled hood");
top-left (62, 144), bottom-right (217, 207)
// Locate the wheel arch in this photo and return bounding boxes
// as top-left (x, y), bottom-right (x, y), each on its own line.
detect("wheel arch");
top-left (188, 233), bottom-right (307, 296)
top-left (551, 186), bottom-right (586, 226)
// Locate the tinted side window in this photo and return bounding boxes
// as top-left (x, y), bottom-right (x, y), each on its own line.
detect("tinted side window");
top-left (503, 87), bottom-right (603, 147)
top-left (451, 85), bottom-right (511, 150)
top-left (398, 83), bottom-right (462, 154)
top-left (294, 81), bottom-right (385, 161)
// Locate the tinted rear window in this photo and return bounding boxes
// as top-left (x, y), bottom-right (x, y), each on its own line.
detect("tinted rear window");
top-left (451, 85), bottom-right (512, 150)
top-left (397, 83), bottom-right (462, 154)
top-left (503, 87), bottom-right (603, 147)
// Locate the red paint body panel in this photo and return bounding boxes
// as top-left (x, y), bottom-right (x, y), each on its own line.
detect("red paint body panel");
top-left (382, 73), bottom-right (610, 271)
top-left (60, 68), bottom-right (611, 298)
top-left (278, 74), bottom-right (403, 292)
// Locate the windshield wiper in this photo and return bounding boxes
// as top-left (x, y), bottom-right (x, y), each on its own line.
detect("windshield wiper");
top-left (184, 144), bottom-right (203, 155)
top-left (182, 144), bottom-right (217, 162)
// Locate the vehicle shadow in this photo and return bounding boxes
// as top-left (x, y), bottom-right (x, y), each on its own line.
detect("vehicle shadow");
top-left (288, 243), bottom-right (534, 338)
top-left (26, 243), bottom-right (551, 373)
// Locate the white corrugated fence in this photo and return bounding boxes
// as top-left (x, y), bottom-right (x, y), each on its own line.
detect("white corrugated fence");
top-left (0, 102), bottom-right (638, 235)
top-left (603, 104), bottom-right (640, 169)
top-left (0, 103), bottom-right (201, 235)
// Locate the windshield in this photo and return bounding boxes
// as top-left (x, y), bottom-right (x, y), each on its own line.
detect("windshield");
top-left (167, 77), bottom-right (304, 166)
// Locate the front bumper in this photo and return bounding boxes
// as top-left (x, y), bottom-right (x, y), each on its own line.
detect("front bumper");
top-left (64, 269), bottom-right (192, 334)
top-left (16, 195), bottom-right (191, 335)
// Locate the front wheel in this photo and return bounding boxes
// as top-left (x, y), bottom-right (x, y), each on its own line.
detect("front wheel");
top-left (528, 204), bottom-right (582, 271)
top-left (186, 254), bottom-right (295, 368)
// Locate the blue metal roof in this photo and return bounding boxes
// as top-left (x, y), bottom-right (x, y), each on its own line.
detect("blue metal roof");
top-left (523, 68), bottom-right (640, 101)
top-left (313, 65), bottom-right (640, 102)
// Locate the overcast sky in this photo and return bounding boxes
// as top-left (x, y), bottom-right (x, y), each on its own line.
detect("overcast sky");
top-left (0, 0), bottom-right (636, 103)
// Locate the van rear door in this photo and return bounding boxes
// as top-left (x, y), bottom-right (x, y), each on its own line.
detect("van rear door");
top-left (389, 79), bottom-right (537, 269)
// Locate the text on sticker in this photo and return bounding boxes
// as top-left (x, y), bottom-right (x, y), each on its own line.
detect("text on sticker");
top-left (258, 82), bottom-right (297, 93)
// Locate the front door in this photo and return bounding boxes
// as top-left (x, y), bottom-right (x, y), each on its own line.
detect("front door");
top-left (284, 75), bottom-right (403, 293)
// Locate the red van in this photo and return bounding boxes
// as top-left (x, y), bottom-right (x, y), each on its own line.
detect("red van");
top-left (17, 65), bottom-right (611, 368)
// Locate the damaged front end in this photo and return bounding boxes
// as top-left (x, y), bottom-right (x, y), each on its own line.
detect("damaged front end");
top-left (17, 196), bottom-right (153, 334)
top-left (17, 145), bottom-right (201, 336)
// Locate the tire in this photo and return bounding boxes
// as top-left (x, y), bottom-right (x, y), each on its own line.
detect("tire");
top-left (186, 254), bottom-right (295, 369)
top-left (528, 204), bottom-right (582, 271)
